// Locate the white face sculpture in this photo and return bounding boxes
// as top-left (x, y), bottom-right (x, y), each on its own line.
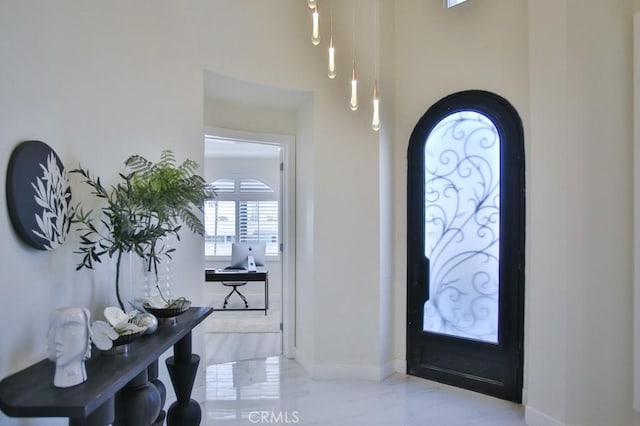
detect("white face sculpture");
top-left (47, 307), bottom-right (90, 367)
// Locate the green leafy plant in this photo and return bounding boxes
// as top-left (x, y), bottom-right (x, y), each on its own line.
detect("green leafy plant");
top-left (72, 150), bottom-right (215, 309)
top-left (152, 284), bottom-right (190, 310)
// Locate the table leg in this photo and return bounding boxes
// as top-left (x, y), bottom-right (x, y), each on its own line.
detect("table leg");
top-left (68, 398), bottom-right (114, 426)
top-left (265, 277), bottom-right (269, 315)
top-left (114, 369), bottom-right (161, 426)
top-left (148, 360), bottom-right (166, 426)
top-left (166, 332), bottom-right (201, 426)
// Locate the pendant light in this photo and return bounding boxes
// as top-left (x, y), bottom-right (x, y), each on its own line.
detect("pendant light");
top-left (372, 0), bottom-right (380, 131)
top-left (349, 0), bottom-right (358, 111)
top-left (328, 0), bottom-right (336, 79)
top-left (311, 3), bottom-right (320, 46)
top-left (372, 80), bottom-right (380, 131)
top-left (350, 66), bottom-right (358, 111)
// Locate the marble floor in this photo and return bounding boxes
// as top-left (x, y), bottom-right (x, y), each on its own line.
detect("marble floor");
top-left (204, 292), bottom-right (282, 365)
top-left (202, 356), bottom-right (526, 426)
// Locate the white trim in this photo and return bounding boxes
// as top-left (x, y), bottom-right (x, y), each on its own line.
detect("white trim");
top-left (525, 405), bottom-right (565, 426)
top-left (293, 353), bottom-right (396, 381)
top-left (394, 358), bottom-right (407, 374)
top-left (205, 126), bottom-right (293, 147)
top-left (379, 360), bottom-right (396, 380)
top-left (280, 140), bottom-right (296, 359)
top-left (293, 348), bottom-right (312, 375)
top-left (634, 11), bottom-right (640, 414)
top-left (311, 363), bottom-right (389, 381)
top-left (203, 126), bottom-right (296, 359)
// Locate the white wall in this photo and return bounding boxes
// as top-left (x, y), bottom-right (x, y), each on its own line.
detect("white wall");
top-left (0, 2), bottom-right (205, 425)
top-left (203, 97), bottom-right (297, 136)
top-left (526, 0), bottom-right (636, 425)
top-left (294, 95), bottom-right (316, 371)
top-left (526, 0), bottom-right (569, 423)
top-left (562, 1), bottom-right (634, 424)
top-left (378, 0), bottom-right (397, 376)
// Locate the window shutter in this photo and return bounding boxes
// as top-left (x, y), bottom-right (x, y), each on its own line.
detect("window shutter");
top-left (204, 200), bottom-right (236, 256)
top-left (205, 178), bottom-right (279, 257)
top-left (240, 178), bottom-right (273, 193)
top-left (238, 201), bottom-right (279, 256)
top-left (213, 178), bottom-right (235, 193)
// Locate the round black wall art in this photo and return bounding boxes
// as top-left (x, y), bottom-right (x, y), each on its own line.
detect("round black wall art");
top-left (6, 140), bottom-right (73, 250)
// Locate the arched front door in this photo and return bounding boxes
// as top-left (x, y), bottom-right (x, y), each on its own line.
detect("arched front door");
top-left (406, 90), bottom-right (525, 402)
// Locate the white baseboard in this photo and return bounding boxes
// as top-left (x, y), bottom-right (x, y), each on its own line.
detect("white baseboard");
top-left (292, 349), bottom-right (398, 381)
top-left (293, 347), bottom-right (312, 375)
top-left (394, 358), bottom-right (406, 374)
top-left (379, 359), bottom-right (395, 380)
top-left (525, 405), bottom-right (565, 426)
top-left (311, 363), bottom-right (382, 380)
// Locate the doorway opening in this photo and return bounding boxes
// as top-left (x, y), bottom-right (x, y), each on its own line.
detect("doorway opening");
top-left (203, 127), bottom-right (295, 365)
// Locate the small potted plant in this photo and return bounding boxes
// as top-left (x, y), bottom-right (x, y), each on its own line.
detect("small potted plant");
top-left (72, 150), bottom-right (215, 310)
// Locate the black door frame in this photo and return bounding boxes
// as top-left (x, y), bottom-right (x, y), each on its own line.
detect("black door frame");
top-left (406, 90), bottom-right (525, 402)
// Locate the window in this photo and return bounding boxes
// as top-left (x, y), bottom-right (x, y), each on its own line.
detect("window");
top-left (444, 0), bottom-right (469, 7)
top-left (205, 177), bottom-right (279, 258)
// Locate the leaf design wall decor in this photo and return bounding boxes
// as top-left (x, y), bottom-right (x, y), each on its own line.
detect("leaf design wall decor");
top-left (6, 140), bottom-right (73, 250)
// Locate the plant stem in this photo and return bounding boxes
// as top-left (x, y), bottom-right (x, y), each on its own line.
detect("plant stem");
top-left (115, 250), bottom-right (124, 310)
top-left (156, 284), bottom-right (169, 305)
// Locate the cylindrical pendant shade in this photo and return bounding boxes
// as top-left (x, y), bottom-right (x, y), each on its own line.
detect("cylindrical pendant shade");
top-left (372, 80), bottom-right (380, 131)
top-left (312, 5), bottom-right (320, 45)
top-left (328, 37), bottom-right (336, 78)
top-left (350, 65), bottom-right (358, 111)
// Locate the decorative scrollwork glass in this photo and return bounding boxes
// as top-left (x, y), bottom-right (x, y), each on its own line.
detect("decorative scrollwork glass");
top-left (423, 111), bottom-right (500, 344)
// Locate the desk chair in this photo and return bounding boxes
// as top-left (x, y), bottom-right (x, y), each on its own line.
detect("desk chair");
top-left (222, 281), bottom-right (249, 309)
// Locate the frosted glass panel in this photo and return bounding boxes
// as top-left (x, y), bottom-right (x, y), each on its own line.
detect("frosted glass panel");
top-left (445, 0), bottom-right (469, 8)
top-left (423, 111), bottom-right (500, 344)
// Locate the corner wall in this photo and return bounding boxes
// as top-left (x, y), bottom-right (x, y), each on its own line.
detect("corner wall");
top-left (527, 1), bottom-right (638, 425)
top-left (526, 0), bottom-right (569, 422)
top-left (563, 0), bottom-right (635, 424)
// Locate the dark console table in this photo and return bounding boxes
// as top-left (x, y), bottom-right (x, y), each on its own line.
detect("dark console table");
top-left (205, 268), bottom-right (268, 315)
top-left (0, 306), bottom-right (213, 426)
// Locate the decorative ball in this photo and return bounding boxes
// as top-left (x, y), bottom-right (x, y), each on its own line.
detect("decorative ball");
top-left (134, 313), bottom-right (158, 335)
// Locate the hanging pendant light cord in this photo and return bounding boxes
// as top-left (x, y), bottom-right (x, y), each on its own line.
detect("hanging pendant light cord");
top-left (352, 0), bottom-right (356, 68)
top-left (331, 0), bottom-right (334, 38)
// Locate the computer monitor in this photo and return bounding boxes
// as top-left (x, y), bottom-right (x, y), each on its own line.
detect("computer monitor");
top-left (230, 242), bottom-right (266, 271)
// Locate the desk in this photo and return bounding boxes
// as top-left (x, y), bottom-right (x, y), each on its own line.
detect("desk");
top-left (205, 269), bottom-right (268, 315)
top-left (0, 307), bottom-right (212, 426)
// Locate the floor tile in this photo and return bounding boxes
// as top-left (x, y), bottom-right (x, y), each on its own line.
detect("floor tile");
top-left (203, 356), bottom-right (525, 426)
